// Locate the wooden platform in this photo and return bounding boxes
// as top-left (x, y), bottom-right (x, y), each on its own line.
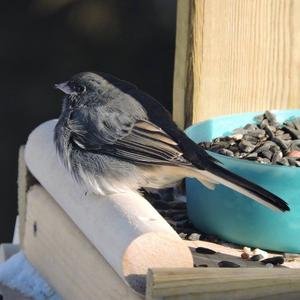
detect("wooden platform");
top-left (188, 240), bottom-right (300, 269)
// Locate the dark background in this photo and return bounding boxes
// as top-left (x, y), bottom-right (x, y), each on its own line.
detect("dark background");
top-left (0, 0), bottom-right (177, 242)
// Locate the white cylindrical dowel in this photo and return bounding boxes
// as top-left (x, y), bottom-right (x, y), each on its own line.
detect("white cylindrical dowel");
top-left (24, 120), bottom-right (193, 294)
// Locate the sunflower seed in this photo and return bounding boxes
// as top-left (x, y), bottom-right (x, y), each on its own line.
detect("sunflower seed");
top-left (245, 152), bottom-right (258, 160)
top-left (283, 126), bottom-right (300, 139)
top-left (277, 158), bottom-right (290, 166)
top-left (218, 261), bottom-right (240, 268)
top-left (261, 150), bottom-right (273, 160)
top-left (187, 233), bottom-right (201, 241)
top-left (261, 256), bottom-right (284, 265)
top-left (264, 111), bottom-right (278, 126)
top-left (194, 264), bottom-right (209, 267)
top-left (243, 134), bottom-right (259, 144)
top-left (257, 157), bottom-right (270, 164)
top-left (218, 148), bottom-right (234, 157)
top-left (272, 137), bottom-right (289, 152)
top-left (239, 140), bottom-right (256, 152)
top-left (251, 254), bottom-right (264, 261)
top-left (291, 140), bottom-right (300, 150)
top-left (264, 125), bottom-right (275, 139)
top-left (293, 117), bottom-right (300, 131)
top-left (244, 124), bottom-right (258, 131)
top-left (195, 247), bottom-right (216, 254)
top-left (271, 151), bottom-right (283, 163)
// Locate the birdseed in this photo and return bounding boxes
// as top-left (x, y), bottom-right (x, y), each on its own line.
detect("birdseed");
top-left (261, 256), bottom-right (284, 265)
top-left (218, 261), bottom-right (240, 268)
top-left (199, 111), bottom-right (300, 167)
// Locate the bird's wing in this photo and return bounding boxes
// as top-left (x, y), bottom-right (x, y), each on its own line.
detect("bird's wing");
top-left (94, 73), bottom-right (289, 212)
top-left (98, 72), bottom-right (218, 169)
top-left (68, 73), bottom-right (289, 212)
top-left (69, 110), bottom-right (191, 166)
top-left (111, 120), bottom-right (192, 165)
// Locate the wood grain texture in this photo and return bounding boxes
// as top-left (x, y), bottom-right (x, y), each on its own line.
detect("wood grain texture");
top-left (18, 146), bottom-right (37, 245)
top-left (23, 185), bottom-right (142, 300)
top-left (146, 267), bottom-right (300, 300)
top-left (173, 0), bottom-right (300, 127)
top-left (172, 0), bottom-right (192, 129)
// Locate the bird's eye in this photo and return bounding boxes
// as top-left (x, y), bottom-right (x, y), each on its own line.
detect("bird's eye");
top-left (75, 84), bottom-right (86, 94)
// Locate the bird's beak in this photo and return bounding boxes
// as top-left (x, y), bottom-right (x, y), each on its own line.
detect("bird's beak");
top-left (54, 81), bottom-right (73, 95)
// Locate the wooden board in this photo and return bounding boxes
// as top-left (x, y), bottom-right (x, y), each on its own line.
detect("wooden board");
top-left (186, 240), bottom-right (300, 269)
top-left (146, 240), bottom-right (300, 299)
top-left (23, 185), bottom-right (142, 300)
top-left (146, 267), bottom-right (300, 300)
top-left (173, 0), bottom-right (300, 128)
top-left (17, 146), bottom-right (37, 245)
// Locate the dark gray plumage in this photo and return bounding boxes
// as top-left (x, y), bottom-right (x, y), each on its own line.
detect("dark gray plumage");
top-left (54, 72), bottom-right (289, 212)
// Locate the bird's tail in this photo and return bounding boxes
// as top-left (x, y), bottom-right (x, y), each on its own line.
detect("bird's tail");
top-left (189, 162), bottom-right (290, 212)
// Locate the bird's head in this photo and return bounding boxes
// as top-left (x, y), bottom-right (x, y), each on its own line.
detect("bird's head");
top-left (54, 72), bottom-right (113, 110)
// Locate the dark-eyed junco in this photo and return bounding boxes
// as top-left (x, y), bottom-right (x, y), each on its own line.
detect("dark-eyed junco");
top-left (54, 72), bottom-right (289, 212)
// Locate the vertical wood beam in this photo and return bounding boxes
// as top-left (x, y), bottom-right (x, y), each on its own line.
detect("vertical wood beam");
top-left (173, 0), bottom-right (300, 128)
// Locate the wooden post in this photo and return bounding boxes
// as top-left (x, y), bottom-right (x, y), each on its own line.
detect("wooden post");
top-left (173, 0), bottom-right (300, 128)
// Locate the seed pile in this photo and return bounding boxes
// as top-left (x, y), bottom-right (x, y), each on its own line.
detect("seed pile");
top-left (199, 111), bottom-right (300, 167)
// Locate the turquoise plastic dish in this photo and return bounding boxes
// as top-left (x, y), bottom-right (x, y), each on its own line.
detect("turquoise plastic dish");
top-left (185, 110), bottom-right (300, 253)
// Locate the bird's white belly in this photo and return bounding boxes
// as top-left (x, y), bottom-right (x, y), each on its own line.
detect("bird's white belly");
top-left (78, 163), bottom-right (187, 196)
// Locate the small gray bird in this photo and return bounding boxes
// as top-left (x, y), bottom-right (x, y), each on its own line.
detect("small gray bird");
top-left (54, 72), bottom-right (289, 212)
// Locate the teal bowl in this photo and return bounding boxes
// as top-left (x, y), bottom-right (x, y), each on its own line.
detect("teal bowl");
top-left (185, 110), bottom-right (300, 253)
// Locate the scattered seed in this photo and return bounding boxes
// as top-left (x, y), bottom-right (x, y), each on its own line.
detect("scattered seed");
top-left (250, 254), bottom-right (264, 261)
top-left (195, 247), bottom-right (216, 254)
top-left (194, 264), bottom-right (209, 267)
top-left (179, 232), bottom-right (187, 239)
top-left (218, 261), bottom-right (240, 268)
top-left (241, 252), bottom-right (250, 259)
top-left (261, 256), bottom-right (284, 265)
top-left (33, 221), bottom-right (37, 237)
top-left (187, 233), bottom-right (201, 241)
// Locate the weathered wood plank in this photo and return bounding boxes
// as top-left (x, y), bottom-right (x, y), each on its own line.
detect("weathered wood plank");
top-left (17, 146), bottom-right (36, 245)
top-left (173, 0), bottom-right (300, 127)
top-left (23, 185), bottom-right (142, 300)
top-left (146, 267), bottom-right (300, 300)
